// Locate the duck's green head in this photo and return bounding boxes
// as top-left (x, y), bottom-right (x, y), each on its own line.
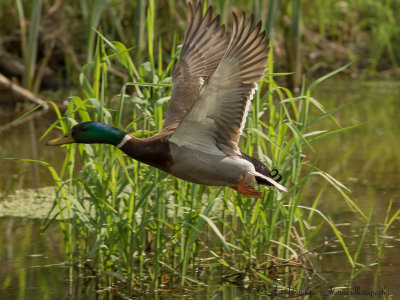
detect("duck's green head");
top-left (47, 122), bottom-right (126, 146)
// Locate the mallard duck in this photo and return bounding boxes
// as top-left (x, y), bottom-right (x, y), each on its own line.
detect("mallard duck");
top-left (47, 2), bottom-right (287, 197)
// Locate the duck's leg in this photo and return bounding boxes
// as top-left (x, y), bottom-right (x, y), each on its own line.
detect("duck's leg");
top-left (230, 176), bottom-right (262, 198)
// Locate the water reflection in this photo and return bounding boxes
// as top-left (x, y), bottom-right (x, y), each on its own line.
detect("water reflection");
top-left (0, 217), bottom-right (68, 299)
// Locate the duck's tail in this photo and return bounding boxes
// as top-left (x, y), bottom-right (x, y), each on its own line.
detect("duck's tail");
top-left (240, 152), bottom-right (287, 192)
top-left (249, 171), bottom-right (288, 192)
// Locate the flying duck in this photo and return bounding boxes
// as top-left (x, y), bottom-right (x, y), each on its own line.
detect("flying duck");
top-left (47, 2), bottom-right (287, 198)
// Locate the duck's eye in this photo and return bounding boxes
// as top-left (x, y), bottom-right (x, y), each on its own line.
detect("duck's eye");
top-left (81, 126), bottom-right (88, 132)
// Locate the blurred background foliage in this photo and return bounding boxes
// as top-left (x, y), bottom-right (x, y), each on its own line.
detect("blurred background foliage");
top-left (0, 0), bottom-right (399, 99)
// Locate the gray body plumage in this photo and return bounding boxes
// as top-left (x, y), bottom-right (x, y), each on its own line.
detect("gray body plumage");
top-left (169, 142), bottom-right (256, 187)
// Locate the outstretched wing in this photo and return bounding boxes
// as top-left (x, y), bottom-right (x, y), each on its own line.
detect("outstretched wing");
top-left (163, 2), bottom-right (229, 131)
top-left (169, 12), bottom-right (269, 156)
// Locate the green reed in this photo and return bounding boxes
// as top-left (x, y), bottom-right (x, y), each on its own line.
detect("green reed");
top-left (15, 0), bottom-right (42, 92)
top-left (34, 16), bottom-right (372, 292)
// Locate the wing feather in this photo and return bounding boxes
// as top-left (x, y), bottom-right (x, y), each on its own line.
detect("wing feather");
top-left (170, 12), bottom-right (270, 156)
top-left (163, 2), bottom-right (229, 131)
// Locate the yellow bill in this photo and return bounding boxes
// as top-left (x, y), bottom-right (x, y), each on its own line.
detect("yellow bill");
top-left (47, 132), bottom-right (76, 146)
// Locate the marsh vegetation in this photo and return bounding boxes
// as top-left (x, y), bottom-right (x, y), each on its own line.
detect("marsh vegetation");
top-left (0, 0), bottom-right (399, 298)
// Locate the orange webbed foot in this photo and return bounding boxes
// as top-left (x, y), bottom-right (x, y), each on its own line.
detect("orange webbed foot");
top-left (230, 176), bottom-right (262, 198)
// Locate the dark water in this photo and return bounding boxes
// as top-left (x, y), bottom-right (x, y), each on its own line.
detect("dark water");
top-left (0, 218), bottom-right (69, 299)
top-left (0, 78), bottom-right (399, 299)
top-left (0, 110), bottom-right (65, 190)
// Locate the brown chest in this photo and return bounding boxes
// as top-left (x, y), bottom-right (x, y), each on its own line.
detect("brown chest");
top-left (120, 138), bottom-right (173, 172)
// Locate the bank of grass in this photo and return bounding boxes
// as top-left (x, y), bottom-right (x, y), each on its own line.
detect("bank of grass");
top-left (34, 20), bottom-right (372, 294)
